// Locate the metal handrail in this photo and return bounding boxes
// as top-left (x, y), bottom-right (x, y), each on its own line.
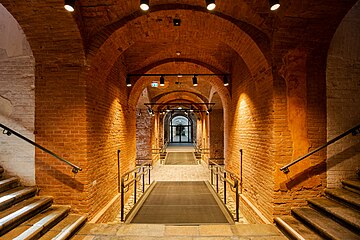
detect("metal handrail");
top-left (120, 162), bottom-right (151, 221)
top-left (280, 123), bottom-right (360, 173)
top-left (209, 160), bottom-right (239, 221)
top-left (0, 123), bottom-right (82, 173)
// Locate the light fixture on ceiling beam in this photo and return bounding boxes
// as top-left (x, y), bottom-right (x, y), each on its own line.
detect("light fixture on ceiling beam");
top-left (223, 75), bottom-right (229, 86)
top-left (64, 0), bottom-right (76, 12)
top-left (192, 75), bottom-right (198, 87)
top-left (126, 76), bottom-right (132, 87)
top-left (269, 0), bottom-right (280, 11)
top-left (206, 0), bottom-right (216, 11)
top-left (160, 75), bottom-right (165, 86)
top-left (127, 73), bottom-right (230, 87)
top-left (140, 0), bottom-right (150, 11)
top-left (145, 102), bottom-right (215, 112)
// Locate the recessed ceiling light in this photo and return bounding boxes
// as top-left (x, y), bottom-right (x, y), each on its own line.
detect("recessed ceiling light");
top-left (173, 19), bottom-right (181, 26)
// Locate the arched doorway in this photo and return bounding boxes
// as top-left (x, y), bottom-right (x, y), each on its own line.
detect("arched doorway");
top-left (170, 115), bottom-right (193, 143)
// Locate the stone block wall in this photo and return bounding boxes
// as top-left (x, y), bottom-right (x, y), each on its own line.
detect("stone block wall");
top-left (327, 1), bottom-right (360, 188)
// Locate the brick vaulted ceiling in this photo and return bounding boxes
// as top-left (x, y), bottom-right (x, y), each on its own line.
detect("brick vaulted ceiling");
top-left (2, 0), bottom-right (357, 108)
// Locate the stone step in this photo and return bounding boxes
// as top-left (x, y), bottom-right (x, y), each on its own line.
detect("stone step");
top-left (274, 215), bottom-right (323, 240)
top-left (342, 179), bottom-right (360, 195)
top-left (39, 214), bottom-right (87, 240)
top-left (0, 186), bottom-right (38, 211)
top-left (0, 196), bottom-right (53, 236)
top-left (325, 188), bottom-right (360, 210)
top-left (1, 205), bottom-right (70, 239)
top-left (292, 207), bottom-right (360, 240)
top-left (308, 198), bottom-right (360, 231)
top-left (0, 177), bottom-right (20, 193)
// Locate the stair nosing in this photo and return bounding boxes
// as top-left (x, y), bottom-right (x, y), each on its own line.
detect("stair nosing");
top-left (292, 207), bottom-right (360, 240)
top-left (342, 180), bottom-right (360, 191)
top-left (0, 187), bottom-right (38, 211)
top-left (51, 215), bottom-right (88, 240)
top-left (0, 197), bottom-right (53, 235)
top-left (325, 188), bottom-right (360, 210)
top-left (11, 206), bottom-right (70, 240)
top-left (274, 217), bottom-right (306, 240)
top-left (308, 198), bottom-right (360, 231)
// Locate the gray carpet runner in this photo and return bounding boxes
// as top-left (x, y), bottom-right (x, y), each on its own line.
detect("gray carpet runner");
top-left (165, 152), bottom-right (196, 165)
top-left (131, 181), bottom-right (229, 224)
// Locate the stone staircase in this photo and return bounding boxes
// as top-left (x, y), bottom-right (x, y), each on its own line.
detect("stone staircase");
top-left (0, 165), bottom-right (87, 239)
top-left (275, 178), bottom-right (360, 240)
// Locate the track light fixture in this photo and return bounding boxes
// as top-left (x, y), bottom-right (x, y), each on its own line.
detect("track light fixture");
top-left (160, 75), bottom-right (165, 86)
top-left (64, 0), bottom-right (76, 12)
top-left (269, 0), bottom-right (280, 11)
top-left (206, 0), bottom-right (216, 10)
top-left (127, 73), bottom-right (230, 87)
top-left (192, 75), bottom-right (198, 87)
top-left (223, 75), bottom-right (229, 86)
top-left (140, 0), bottom-right (150, 11)
top-left (126, 76), bottom-right (132, 87)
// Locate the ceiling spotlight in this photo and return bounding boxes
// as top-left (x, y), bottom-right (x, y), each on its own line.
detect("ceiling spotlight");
top-left (64, 0), bottom-right (76, 12)
top-left (206, 0), bottom-right (216, 11)
top-left (176, 51), bottom-right (181, 56)
top-left (223, 75), bottom-right (229, 86)
top-left (160, 75), bottom-right (165, 86)
top-left (126, 76), bottom-right (131, 87)
top-left (173, 19), bottom-right (181, 26)
top-left (269, 0), bottom-right (280, 11)
top-left (193, 75), bottom-right (198, 87)
top-left (140, 0), bottom-right (149, 11)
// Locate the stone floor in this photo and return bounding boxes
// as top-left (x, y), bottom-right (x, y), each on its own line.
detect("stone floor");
top-left (73, 148), bottom-right (287, 239)
top-left (74, 223), bottom-right (287, 239)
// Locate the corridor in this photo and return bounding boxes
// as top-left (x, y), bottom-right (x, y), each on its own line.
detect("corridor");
top-left (0, 0), bottom-right (359, 239)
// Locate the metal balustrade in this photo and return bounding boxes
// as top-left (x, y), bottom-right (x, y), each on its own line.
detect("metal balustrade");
top-left (209, 160), bottom-right (240, 221)
top-left (120, 162), bottom-right (151, 221)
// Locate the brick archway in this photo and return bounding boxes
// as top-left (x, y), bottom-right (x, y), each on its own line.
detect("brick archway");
top-left (85, 9), bottom-right (270, 89)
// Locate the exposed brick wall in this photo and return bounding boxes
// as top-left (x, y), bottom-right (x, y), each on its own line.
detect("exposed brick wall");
top-left (136, 88), bottom-right (152, 163)
top-left (326, 1), bottom-right (360, 188)
top-left (136, 113), bottom-right (152, 161)
top-left (0, 4), bottom-right (35, 185)
top-left (272, 48), bottom-right (328, 217)
top-left (227, 57), bottom-right (274, 222)
top-left (209, 109), bottom-right (224, 160)
top-left (85, 57), bottom-right (136, 219)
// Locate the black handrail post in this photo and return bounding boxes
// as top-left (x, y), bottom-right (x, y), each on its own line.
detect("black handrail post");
top-left (235, 179), bottom-right (239, 221)
top-left (148, 164), bottom-right (151, 184)
top-left (216, 167), bottom-right (219, 193)
top-left (210, 165), bottom-right (214, 185)
top-left (240, 149), bottom-right (243, 194)
top-left (117, 150), bottom-right (121, 193)
top-left (134, 172), bottom-right (137, 204)
top-left (120, 179), bottom-right (124, 221)
top-left (224, 172), bottom-right (227, 204)
top-left (142, 166), bottom-right (145, 193)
